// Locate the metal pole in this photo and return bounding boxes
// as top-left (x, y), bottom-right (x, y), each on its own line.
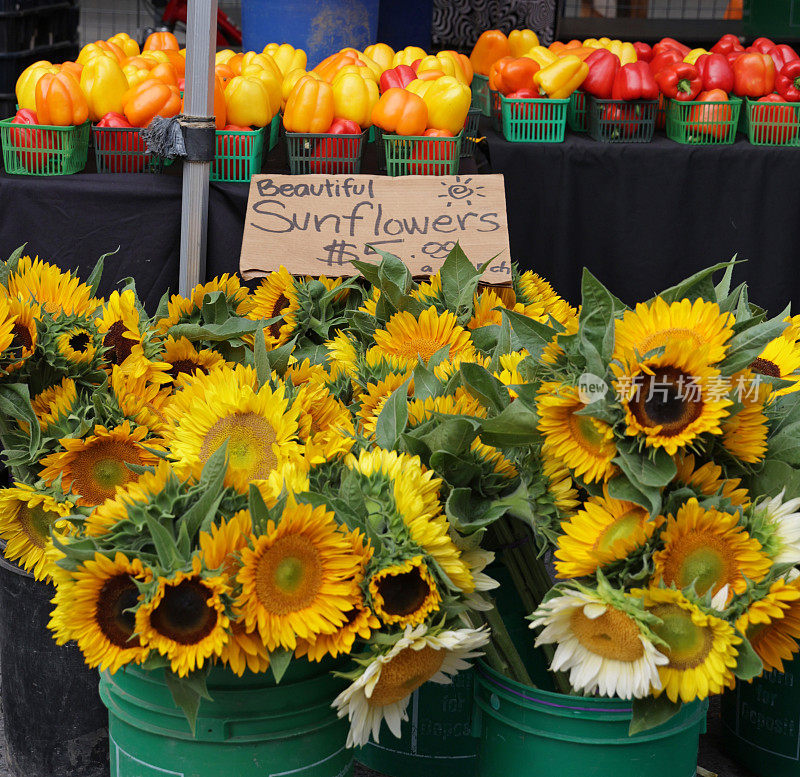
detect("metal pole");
top-left (178, 0), bottom-right (218, 297)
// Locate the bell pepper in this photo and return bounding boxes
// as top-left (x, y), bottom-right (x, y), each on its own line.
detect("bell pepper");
top-left (108, 33), bottom-right (139, 58)
top-left (608, 40), bottom-right (637, 66)
top-left (215, 63), bottom-right (235, 86)
top-left (751, 94), bottom-right (799, 144)
top-left (655, 61), bottom-right (702, 101)
top-left (524, 46), bottom-right (558, 69)
top-left (262, 43), bottom-right (307, 76)
top-left (79, 55), bottom-right (129, 121)
top-left (123, 64), bottom-right (152, 90)
top-left (15, 61), bottom-right (58, 111)
top-left (683, 48), bottom-right (709, 65)
top-left (240, 62), bottom-right (282, 117)
top-left (695, 53), bottom-right (734, 93)
top-left (281, 68), bottom-right (318, 108)
top-left (411, 128), bottom-right (456, 174)
top-left (583, 38), bottom-right (602, 49)
top-left (602, 102), bottom-right (644, 138)
top-left (371, 88), bottom-right (427, 135)
top-left (711, 34), bottom-right (744, 57)
top-left (148, 62), bottom-right (179, 88)
top-left (406, 79), bottom-right (435, 100)
top-left (748, 37), bottom-right (776, 55)
top-left (364, 43), bottom-right (395, 72)
top-left (489, 56), bottom-right (540, 96)
top-left (469, 30), bottom-right (511, 76)
top-left (687, 89), bottom-right (732, 139)
top-left (582, 49), bottom-right (620, 98)
top-left (612, 61), bottom-right (658, 100)
top-left (35, 71), bottom-right (88, 126)
top-left (649, 48), bottom-right (683, 78)
top-left (768, 44), bottom-right (800, 74)
top-left (776, 60), bottom-right (800, 102)
top-left (331, 71), bottom-right (379, 128)
top-left (733, 53), bottom-right (775, 97)
top-left (143, 31), bottom-right (179, 52)
top-left (416, 67), bottom-right (446, 81)
top-left (726, 50), bottom-right (745, 67)
top-left (377, 64), bottom-right (414, 94)
top-left (95, 111), bottom-right (145, 172)
top-left (283, 76), bottom-right (335, 133)
top-left (213, 75), bottom-right (226, 130)
top-left (122, 79), bottom-right (181, 128)
top-left (508, 29), bottom-right (539, 58)
top-left (223, 75), bottom-right (273, 128)
top-left (564, 47), bottom-right (601, 62)
top-left (417, 54), bottom-right (455, 79)
top-left (10, 109), bottom-right (52, 172)
top-left (435, 51), bottom-right (468, 83)
top-left (421, 75), bottom-right (471, 134)
top-left (314, 50), bottom-right (363, 83)
top-left (335, 63), bottom-right (378, 84)
top-left (151, 49), bottom-right (186, 77)
top-left (653, 38), bottom-right (690, 58)
top-left (60, 61), bottom-right (83, 81)
top-left (311, 118), bottom-right (362, 174)
top-left (393, 46), bottom-right (428, 68)
top-left (534, 55), bottom-right (588, 99)
top-left (634, 42), bottom-right (653, 62)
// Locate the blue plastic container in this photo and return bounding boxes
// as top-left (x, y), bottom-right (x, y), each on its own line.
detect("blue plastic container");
top-left (242, 0), bottom-right (379, 68)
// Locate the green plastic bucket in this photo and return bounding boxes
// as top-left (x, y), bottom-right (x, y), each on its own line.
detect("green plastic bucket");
top-left (100, 660), bottom-right (353, 777)
top-left (721, 661), bottom-right (800, 777)
top-left (473, 661), bottom-right (708, 777)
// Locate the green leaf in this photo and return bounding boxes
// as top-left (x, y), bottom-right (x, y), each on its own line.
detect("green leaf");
top-left (607, 474), bottom-right (661, 515)
top-left (629, 696), bottom-right (682, 736)
top-left (248, 483), bottom-right (271, 528)
top-left (154, 289), bottom-right (170, 322)
top-left (254, 326), bottom-right (270, 387)
top-left (0, 243), bottom-right (26, 285)
top-left (714, 260), bottom-right (736, 303)
top-left (176, 521), bottom-right (191, 558)
top-left (375, 379), bottom-right (410, 450)
top-left (164, 668), bottom-right (211, 735)
top-left (501, 309), bottom-right (556, 358)
top-left (614, 445), bottom-right (677, 489)
top-left (478, 401), bottom-right (540, 447)
top-left (491, 315), bottom-right (512, 371)
top-left (266, 336), bottom-right (297, 376)
top-left (400, 431), bottom-right (431, 460)
top-left (169, 318), bottom-right (262, 342)
top-left (439, 243), bottom-right (480, 309)
top-left (269, 649), bottom-right (294, 684)
top-left (429, 451), bottom-right (481, 487)
top-left (445, 488), bottom-right (511, 532)
top-left (721, 304), bottom-right (792, 374)
top-left (145, 514), bottom-right (182, 570)
top-left (580, 268), bottom-right (625, 325)
top-left (427, 344), bottom-right (452, 370)
top-left (418, 417), bottom-right (478, 456)
top-left (0, 383), bottom-right (40, 458)
top-left (351, 258), bottom-right (381, 287)
top-left (460, 362), bottom-right (510, 414)
top-left (413, 362), bottom-right (441, 402)
top-left (768, 421), bottom-right (800, 465)
top-left (733, 634), bottom-right (763, 681)
top-left (655, 260), bottom-right (737, 304)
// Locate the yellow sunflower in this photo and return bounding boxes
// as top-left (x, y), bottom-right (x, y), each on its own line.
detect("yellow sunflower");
top-left (431, 353), bottom-right (491, 383)
top-left (653, 498), bottom-right (771, 598)
top-left (406, 388), bottom-right (488, 428)
top-left (541, 316), bottom-right (580, 366)
top-left (470, 438), bottom-right (518, 480)
top-left (198, 509), bottom-right (253, 580)
top-left (110, 365), bottom-right (170, 435)
top-left (159, 336), bottom-right (226, 388)
top-left (0, 296), bottom-right (14, 356)
top-left (467, 289), bottom-right (506, 330)
top-left (636, 586), bottom-right (740, 703)
top-left (285, 358), bottom-right (329, 387)
top-left (357, 372), bottom-right (412, 437)
top-left (411, 273), bottom-right (443, 305)
top-left (247, 266), bottom-right (300, 346)
top-left (0, 485), bottom-right (72, 580)
top-left (56, 326), bottom-right (98, 365)
top-left (3, 297), bottom-right (38, 371)
top-left (542, 454), bottom-right (581, 513)
top-left (31, 377), bottom-right (77, 431)
top-left (95, 289), bottom-right (145, 371)
top-left (537, 382), bottom-right (617, 484)
top-left (721, 373), bottom-right (770, 463)
top-left (292, 382), bottom-right (354, 444)
top-left (514, 271), bottom-right (577, 326)
top-left (368, 556), bottom-right (442, 627)
top-left (40, 421), bottom-right (162, 507)
top-left (235, 502), bottom-right (361, 652)
top-left (673, 453), bottom-right (749, 508)
top-left (49, 551), bottom-right (152, 673)
top-left (326, 332), bottom-right (359, 380)
top-left (136, 556), bottom-right (230, 677)
top-left (555, 494), bottom-right (660, 578)
top-left (156, 274), bottom-right (252, 333)
top-left (295, 598), bottom-right (380, 662)
top-left (751, 335), bottom-right (800, 396)
top-left (219, 619), bottom-right (271, 676)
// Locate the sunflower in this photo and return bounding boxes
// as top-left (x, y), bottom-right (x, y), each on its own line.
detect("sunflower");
top-left (494, 350), bottom-right (527, 393)
top-left (3, 297), bottom-right (38, 371)
top-left (721, 373), bottom-right (770, 463)
top-left (40, 421), bottom-right (162, 507)
top-left (411, 273), bottom-right (443, 306)
top-left (235, 502), bottom-right (361, 652)
top-left (218, 619), bottom-right (271, 676)
top-left (615, 344), bottom-right (732, 456)
top-left (636, 586), bottom-right (740, 703)
top-left (292, 382), bottom-right (354, 444)
top-left (333, 624), bottom-right (489, 747)
top-left (346, 449), bottom-right (474, 592)
top-left (49, 551), bottom-right (152, 673)
top-left (541, 316), bottom-right (580, 367)
top-left (136, 557), bottom-right (230, 677)
top-left (0, 485), bottom-right (72, 580)
top-left (613, 297), bottom-right (734, 366)
top-left (431, 353), bottom-right (491, 383)
top-left (164, 364), bottom-right (302, 493)
top-left (467, 289), bottom-right (506, 330)
top-left (406, 389), bottom-right (488, 428)
top-left (56, 326), bottom-right (98, 365)
top-left (537, 382), bottom-right (617, 484)
top-left (672, 453), bottom-right (749, 509)
top-left (247, 267), bottom-right (300, 346)
top-left (368, 556), bottom-right (441, 627)
top-left (514, 271), bottom-right (577, 327)
top-left (747, 490), bottom-right (800, 564)
top-left (369, 306), bottom-right (476, 372)
top-left (156, 274), bottom-right (252, 333)
top-left (326, 332), bottom-right (359, 380)
top-left (285, 358), bottom-right (329, 387)
top-left (470, 438), bottom-right (518, 482)
top-left (357, 372), bottom-right (412, 437)
top-left (198, 509), bottom-right (253, 580)
top-left (530, 584), bottom-right (668, 699)
top-left (110, 365), bottom-right (171, 435)
top-left (751, 335), bottom-right (800, 396)
top-left (0, 296), bottom-right (14, 356)
top-left (295, 599), bottom-right (380, 662)
top-left (95, 290), bottom-right (146, 371)
top-left (555, 494), bottom-right (660, 578)
top-left (543, 454), bottom-right (581, 513)
top-left (159, 336), bottom-right (226, 388)
top-left (31, 377), bottom-right (77, 431)
top-left (653, 498), bottom-right (771, 599)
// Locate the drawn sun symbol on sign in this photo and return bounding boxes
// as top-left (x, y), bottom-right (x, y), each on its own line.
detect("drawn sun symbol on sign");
top-left (437, 177), bottom-right (486, 207)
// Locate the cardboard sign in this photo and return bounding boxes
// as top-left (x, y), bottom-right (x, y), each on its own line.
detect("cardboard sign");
top-left (239, 174), bottom-right (511, 282)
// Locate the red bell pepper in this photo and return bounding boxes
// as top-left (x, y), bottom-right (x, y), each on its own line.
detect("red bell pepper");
top-left (653, 38), bottom-right (690, 58)
top-left (655, 61), bottom-right (702, 100)
top-left (776, 60), bottom-right (800, 102)
top-left (505, 87), bottom-right (539, 120)
top-left (733, 52), bottom-right (775, 97)
top-left (379, 65), bottom-right (416, 93)
top-left (695, 53), bottom-right (734, 93)
top-left (95, 110), bottom-right (146, 172)
top-left (725, 50), bottom-right (745, 68)
top-left (612, 62), bottom-right (659, 100)
top-left (649, 48), bottom-right (683, 78)
top-left (411, 128), bottom-right (456, 174)
top-left (312, 117), bottom-right (362, 173)
top-left (9, 108), bottom-right (52, 172)
top-left (768, 44), bottom-right (800, 74)
top-left (582, 49), bottom-right (620, 99)
top-left (602, 102), bottom-right (645, 138)
top-left (747, 37), bottom-right (776, 55)
top-left (750, 94), bottom-right (799, 144)
top-left (687, 89), bottom-right (733, 139)
top-left (711, 34), bottom-right (744, 57)
top-left (633, 42), bottom-right (653, 63)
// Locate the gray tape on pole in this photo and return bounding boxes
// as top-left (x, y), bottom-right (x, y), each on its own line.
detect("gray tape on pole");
top-left (141, 115), bottom-right (216, 161)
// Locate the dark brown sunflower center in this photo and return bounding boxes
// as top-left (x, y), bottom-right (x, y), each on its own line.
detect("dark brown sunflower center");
top-left (104, 320), bottom-right (133, 366)
top-left (69, 332), bottom-right (91, 352)
top-left (96, 574), bottom-right (140, 648)
top-left (268, 294), bottom-right (290, 341)
top-left (631, 368), bottom-right (703, 436)
top-left (168, 358), bottom-right (209, 382)
top-left (11, 321), bottom-right (32, 350)
top-left (150, 578), bottom-right (217, 645)
top-left (376, 565), bottom-right (433, 617)
top-left (751, 357), bottom-right (781, 378)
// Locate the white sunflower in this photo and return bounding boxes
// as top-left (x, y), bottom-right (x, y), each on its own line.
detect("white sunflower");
top-left (750, 489), bottom-right (800, 565)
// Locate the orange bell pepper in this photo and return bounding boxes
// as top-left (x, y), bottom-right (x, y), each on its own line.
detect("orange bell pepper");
top-left (332, 71), bottom-right (378, 128)
top-left (215, 63), bottom-right (235, 85)
top-left (283, 76), bottom-right (335, 133)
top-left (108, 32), bottom-right (139, 58)
top-left (470, 30), bottom-right (511, 76)
top-left (489, 57), bottom-right (540, 95)
top-left (77, 40), bottom-right (126, 66)
top-left (509, 29), bottom-right (539, 57)
top-left (123, 64), bottom-right (153, 90)
top-left (35, 71), bottom-right (89, 126)
top-left (314, 50), bottom-right (364, 83)
top-left (224, 75), bottom-right (274, 127)
top-left (371, 88), bottom-right (428, 135)
top-left (262, 43), bottom-right (308, 76)
top-left (15, 61), bottom-right (58, 111)
top-left (79, 55), bottom-right (129, 121)
top-left (393, 46), bottom-right (428, 68)
top-left (457, 53), bottom-right (473, 85)
top-left (364, 43), bottom-right (395, 72)
top-left (139, 49), bottom-right (185, 77)
top-left (143, 31), bottom-right (179, 52)
top-left (122, 79), bottom-right (181, 127)
top-left (281, 68), bottom-right (319, 108)
top-left (59, 61), bottom-right (83, 80)
top-left (148, 62), bottom-right (179, 88)
top-left (213, 75), bottom-right (226, 131)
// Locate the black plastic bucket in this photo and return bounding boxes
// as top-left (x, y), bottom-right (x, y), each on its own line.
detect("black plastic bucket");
top-left (0, 548), bottom-right (108, 777)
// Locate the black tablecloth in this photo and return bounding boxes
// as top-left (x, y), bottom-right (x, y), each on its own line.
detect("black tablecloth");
top-left (2, 126), bottom-right (799, 314)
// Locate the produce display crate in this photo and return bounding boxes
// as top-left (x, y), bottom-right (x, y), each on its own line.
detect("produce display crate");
top-left (460, 107), bottom-right (481, 157)
top-left (383, 130), bottom-right (462, 176)
top-left (745, 97), bottom-right (800, 147)
top-left (471, 73), bottom-right (490, 116)
top-left (0, 116), bottom-right (89, 175)
top-left (567, 90), bottom-right (588, 133)
top-left (655, 95), bottom-right (667, 130)
top-left (0, 40), bottom-right (77, 92)
top-left (588, 97), bottom-right (658, 143)
top-left (268, 113), bottom-right (280, 151)
top-left (211, 126), bottom-right (266, 182)
top-left (93, 125), bottom-right (169, 174)
top-left (500, 95), bottom-right (569, 143)
top-left (0, 3), bottom-right (78, 50)
top-left (490, 89), bottom-right (502, 132)
top-left (285, 129), bottom-right (367, 174)
top-left (666, 96), bottom-right (741, 145)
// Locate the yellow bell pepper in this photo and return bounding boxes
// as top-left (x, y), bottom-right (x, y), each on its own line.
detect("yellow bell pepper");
top-left (334, 63), bottom-right (377, 83)
top-left (533, 55), bottom-right (588, 98)
top-left (331, 71), bottom-right (378, 128)
top-left (80, 56), bottom-right (129, 121)
top-left (364, 43), bottom-right (394, 72)
top-left (215, 49), bottom-right (236, 65)
top-left (15, 61), bottom-right (58, 111)
top-left (684, 48), bottom-right (709, 65)
top-left (437, 50), bottom-right (469, 84)
top-left (108, 32), bottom-right (139, 58)
top-left (421, 75), bottom-right (471, 134)
top-left (417, 54), bottom-right (452, 78)
top-left (262, 43), bottom-right (308, 76)
top-left (224, 75), bottom-right (273, 127)
top-left (608, 40), bottom-right (637, 65)
top-left (284, 76), bottom-right (335, 133)
top-left (583, 38), bottom-right (602, 49)
top-left (508, 29), bottom-right (539, 57)
top-left (406, 78), bottom-right (435, 99)
top-left (281, 68), bottom-right (319, 108)
top-left (122, 64), bottom-right (151, 90)
top-left (338, 48), bottom-right (382, 80)
top-left (524, 46), bottom-right (558, 69)
top-left (393, 45), bottom-right (427, 68)
top-left (598, 37), bottom-right (612, 47)
top-left (240, 63), bottom-right (282, 119)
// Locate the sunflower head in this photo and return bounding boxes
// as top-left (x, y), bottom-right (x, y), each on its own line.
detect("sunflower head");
top-left (247, 267), bottom-right (300, 347)
top-left (367, 555), bottom-right (441, 627)
top-left (6, 256), bottom-right (101, 318)
top-left (157, 275), bottom-right (252, 334)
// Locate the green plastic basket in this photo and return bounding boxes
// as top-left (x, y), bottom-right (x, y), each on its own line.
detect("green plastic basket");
top-left (285, 129), bottom-right (367, 174)
top-left (745, 97), bottom-right (800, 147)
top-left (93, 126), bottom-right (167, 173)
top-left (461, 107), bottom-right (481, 157)
top-left (500, 95), bottom-right (568, 143)
top-left (383, 131), bottom-right (462, 176)
top-left (666, 96), bottom-right (741, 145)
top-left (0, 117), bottom-right (89, 176)
top-left (588, 97), bottom-right (657, 143)
top-left (656, 94), bottom-right (668, 130)
top-left (211, 126), bottom-right (266, 182)
top-left (472, 73), bottom-right (491, 116)
top-left (490, 89), bottom-right (502, 132)
top-left (268, 113), bottom-right (280, 151)
top-left (567, 90), bottom-right (588, 133)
